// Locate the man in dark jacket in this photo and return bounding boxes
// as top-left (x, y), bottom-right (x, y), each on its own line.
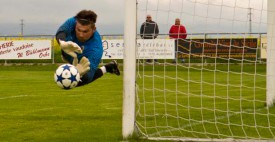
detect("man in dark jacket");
top-left (140, 15), bottom-right (159, 63)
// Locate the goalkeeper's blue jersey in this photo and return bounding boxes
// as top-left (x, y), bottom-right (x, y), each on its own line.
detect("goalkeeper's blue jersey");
top-left (56, 17), bottom-right (103, 83)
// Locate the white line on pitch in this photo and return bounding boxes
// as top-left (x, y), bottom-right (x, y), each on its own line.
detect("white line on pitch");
top-left (0, 95), bottom-right (33, 100)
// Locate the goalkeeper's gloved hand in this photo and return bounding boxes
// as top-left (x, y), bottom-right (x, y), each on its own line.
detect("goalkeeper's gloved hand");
top-left (59, 40), bottom-right (82, 66)
top-left (76, 57), bottom-right (90, 77)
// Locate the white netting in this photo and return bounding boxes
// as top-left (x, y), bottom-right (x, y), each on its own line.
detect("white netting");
top-left (134, 0), bottom-right (275, 141)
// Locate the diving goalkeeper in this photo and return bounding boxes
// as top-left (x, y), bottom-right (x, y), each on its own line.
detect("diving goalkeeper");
top-left (56, 10), bottom-right (120, 86)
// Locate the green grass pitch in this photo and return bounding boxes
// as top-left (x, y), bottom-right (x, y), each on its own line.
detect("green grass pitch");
top-left (0, 64), bottom-right (123, 142)
top-left (0, 64), bottom-right (274, 141)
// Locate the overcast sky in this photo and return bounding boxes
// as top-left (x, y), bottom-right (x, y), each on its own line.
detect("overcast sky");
top-left (0, 0), bottom-right (267, 36)
top-left (0, 0), bottom-right (125, 35)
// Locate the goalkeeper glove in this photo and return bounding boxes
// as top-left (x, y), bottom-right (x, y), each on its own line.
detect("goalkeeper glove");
top-left (76, 57), bottom-right (90, 77)
top-left (59, 40), bottom-right (82, 66)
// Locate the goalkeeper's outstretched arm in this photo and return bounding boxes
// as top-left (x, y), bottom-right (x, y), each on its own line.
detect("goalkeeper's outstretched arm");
top-left (56, 31), bottom-right (66, 44)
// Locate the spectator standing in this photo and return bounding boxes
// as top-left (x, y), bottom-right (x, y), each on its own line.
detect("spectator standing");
top-left (140, 14), bottom-right (159, 64)
top-left (169, 18), bottom-right (187, 63)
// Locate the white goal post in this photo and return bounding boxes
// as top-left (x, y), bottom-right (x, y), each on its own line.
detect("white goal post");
top-left (266, 0), bottom-right (275, 107)
top-left (123, 0), bottom-right (275, 141)
top-left (123, 0), bottom-right (137, 138)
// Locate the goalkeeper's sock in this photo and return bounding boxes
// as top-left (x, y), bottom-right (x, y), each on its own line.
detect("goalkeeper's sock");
top-left (104, 64), bottom-right (112, 73)
top-left (100, 66), bottom-right (107, 74)
top-left (91, 69), bottom-right (104, 82)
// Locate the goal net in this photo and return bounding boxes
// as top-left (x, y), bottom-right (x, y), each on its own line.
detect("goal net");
top-left (123, 0), bottom-right (275, 141)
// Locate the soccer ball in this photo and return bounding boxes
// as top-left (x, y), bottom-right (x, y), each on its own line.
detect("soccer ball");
top-left (54, 64), bottom-right (80, 89)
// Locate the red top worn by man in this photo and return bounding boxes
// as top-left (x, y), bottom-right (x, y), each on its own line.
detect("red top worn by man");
top-left (169, 18), bottom-right (187, 39)
top-left (169, 18), bottom-right (187, 63)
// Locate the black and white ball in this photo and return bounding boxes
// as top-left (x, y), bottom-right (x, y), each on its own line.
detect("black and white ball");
top-left (54, 64), bottom-right (80, 89)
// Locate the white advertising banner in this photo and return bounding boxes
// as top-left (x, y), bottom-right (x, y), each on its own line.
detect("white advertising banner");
top-left (261, 37), bottom-right (267, 59)
top-left (102, 39), bottom-right (175, 59)
top-left (0, 40), bottom-right (51, 59)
